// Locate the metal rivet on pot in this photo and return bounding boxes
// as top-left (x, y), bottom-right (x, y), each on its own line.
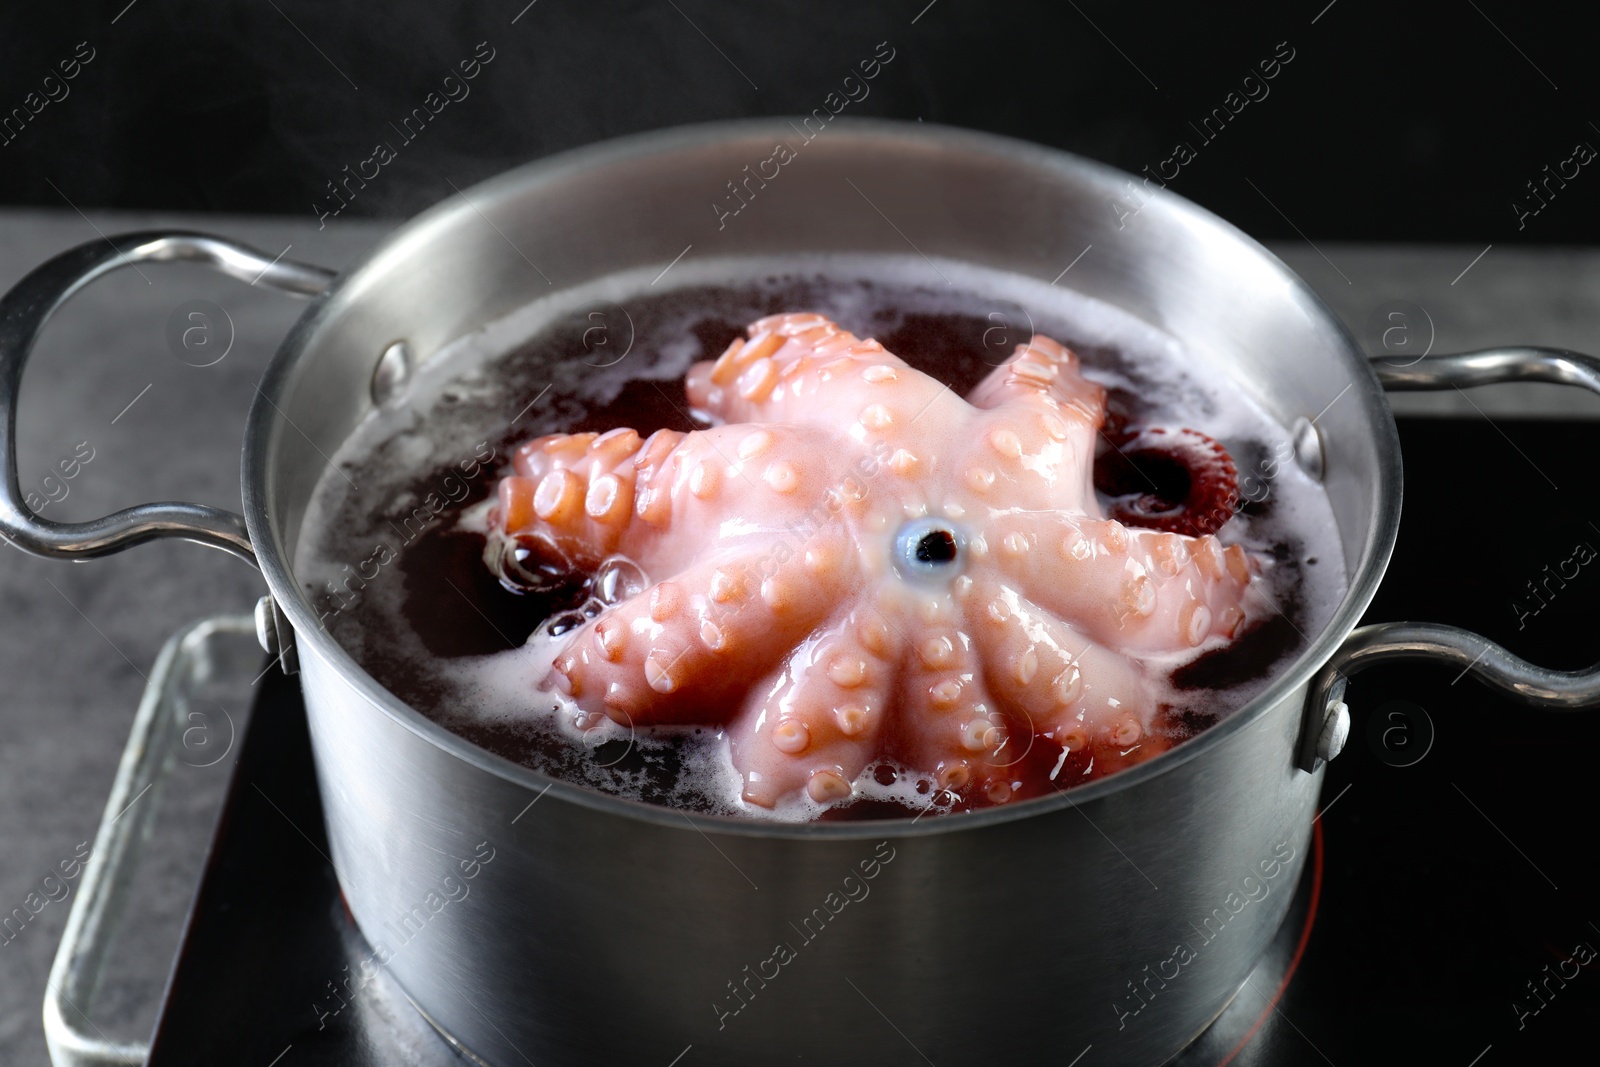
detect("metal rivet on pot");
top-left (1316, 699), bottom-right (1350, 762)
top-left (1291, 416), bottom-right (1324, 482)
top-left (371, 341), bottom-right (414, 408)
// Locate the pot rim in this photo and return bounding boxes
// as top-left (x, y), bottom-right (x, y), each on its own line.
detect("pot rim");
top-left (243, 117), bottom-right (1401, 840)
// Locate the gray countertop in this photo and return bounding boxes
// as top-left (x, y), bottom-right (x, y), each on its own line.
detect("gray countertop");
top-left (1, 207), bottom-right (1597, 1063)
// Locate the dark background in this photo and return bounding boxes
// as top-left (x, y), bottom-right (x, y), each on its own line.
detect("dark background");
top-left (1, 0), bottom-right (1595, 241)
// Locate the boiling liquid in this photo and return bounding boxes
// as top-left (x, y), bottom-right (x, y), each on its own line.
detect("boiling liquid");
top-left (297, 255), bottom-right (1348, 820)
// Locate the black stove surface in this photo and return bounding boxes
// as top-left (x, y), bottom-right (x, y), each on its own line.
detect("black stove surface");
top-left (146, 419), bottom-right (1600, 1066)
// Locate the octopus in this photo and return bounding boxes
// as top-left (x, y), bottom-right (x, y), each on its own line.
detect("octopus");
top-left (485, 313), bottom-right (1263, 812)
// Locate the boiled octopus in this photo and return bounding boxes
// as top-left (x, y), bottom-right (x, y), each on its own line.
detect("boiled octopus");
top-left (487, 313), bottom-right (1262, 810)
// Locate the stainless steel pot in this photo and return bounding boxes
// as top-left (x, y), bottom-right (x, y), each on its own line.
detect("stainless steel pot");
top-left (7, 120), bottom-right (1600, 1066)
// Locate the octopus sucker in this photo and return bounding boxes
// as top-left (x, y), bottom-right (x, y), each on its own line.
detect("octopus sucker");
top-left (887, 448), bottom-right (919, 476)
top-left (918, 633), bottom-right (956, 669)
top-left (584, 473), bottom-right (628, 524)
top-left (763, 460), bottom-right (800, 494)
top-left (989, 428), bottom-right (1024, 459)
top-left (699, 619), bottom-right (727, 652)
top-left (737, 430), bottom-right (773, 459)
top-left (688, 461), bottom-right (720, 500)
top-left (807, 770), bottom-right (853, 803)
top-left (859, 404), bottom-right (895, 431)
top-left (489, 313), bottom-right (1265, 813)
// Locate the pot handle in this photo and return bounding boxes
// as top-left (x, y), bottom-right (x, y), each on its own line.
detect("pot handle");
top-left (0, 231), bottom-right (335, 567)
top-left (1299, 346), bottom-right (1600, 771)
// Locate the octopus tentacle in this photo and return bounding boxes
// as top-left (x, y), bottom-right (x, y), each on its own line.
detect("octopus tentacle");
top-left (500, 427), bottom-right (656, 562)
top-left (969, 336), bottom-right (1105, 436)
top-left (497, 422), bottom-right (863, 577)
top-left (552, 539), bottom-right (856, 727)
top-left (968, 583), bottom-right (1157, 754)
top-left (987, 514), bottom-right (1258, 655)
top-left (728, 603), bottom-right (895, 807)
top-left (1095, 426), bottom-right (1241, 538)
top-left (961, 336), bottom-right (1109, 511)
top-left (686, 313), bottom-right (954, 436)
top-left (884, 615), bottom-right (1009, 798)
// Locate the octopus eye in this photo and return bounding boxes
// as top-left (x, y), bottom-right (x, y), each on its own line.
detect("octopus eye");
top-left (916, 529), bottom-right (957, 563)
top-left (895, 518), bottom-right (966, 581)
